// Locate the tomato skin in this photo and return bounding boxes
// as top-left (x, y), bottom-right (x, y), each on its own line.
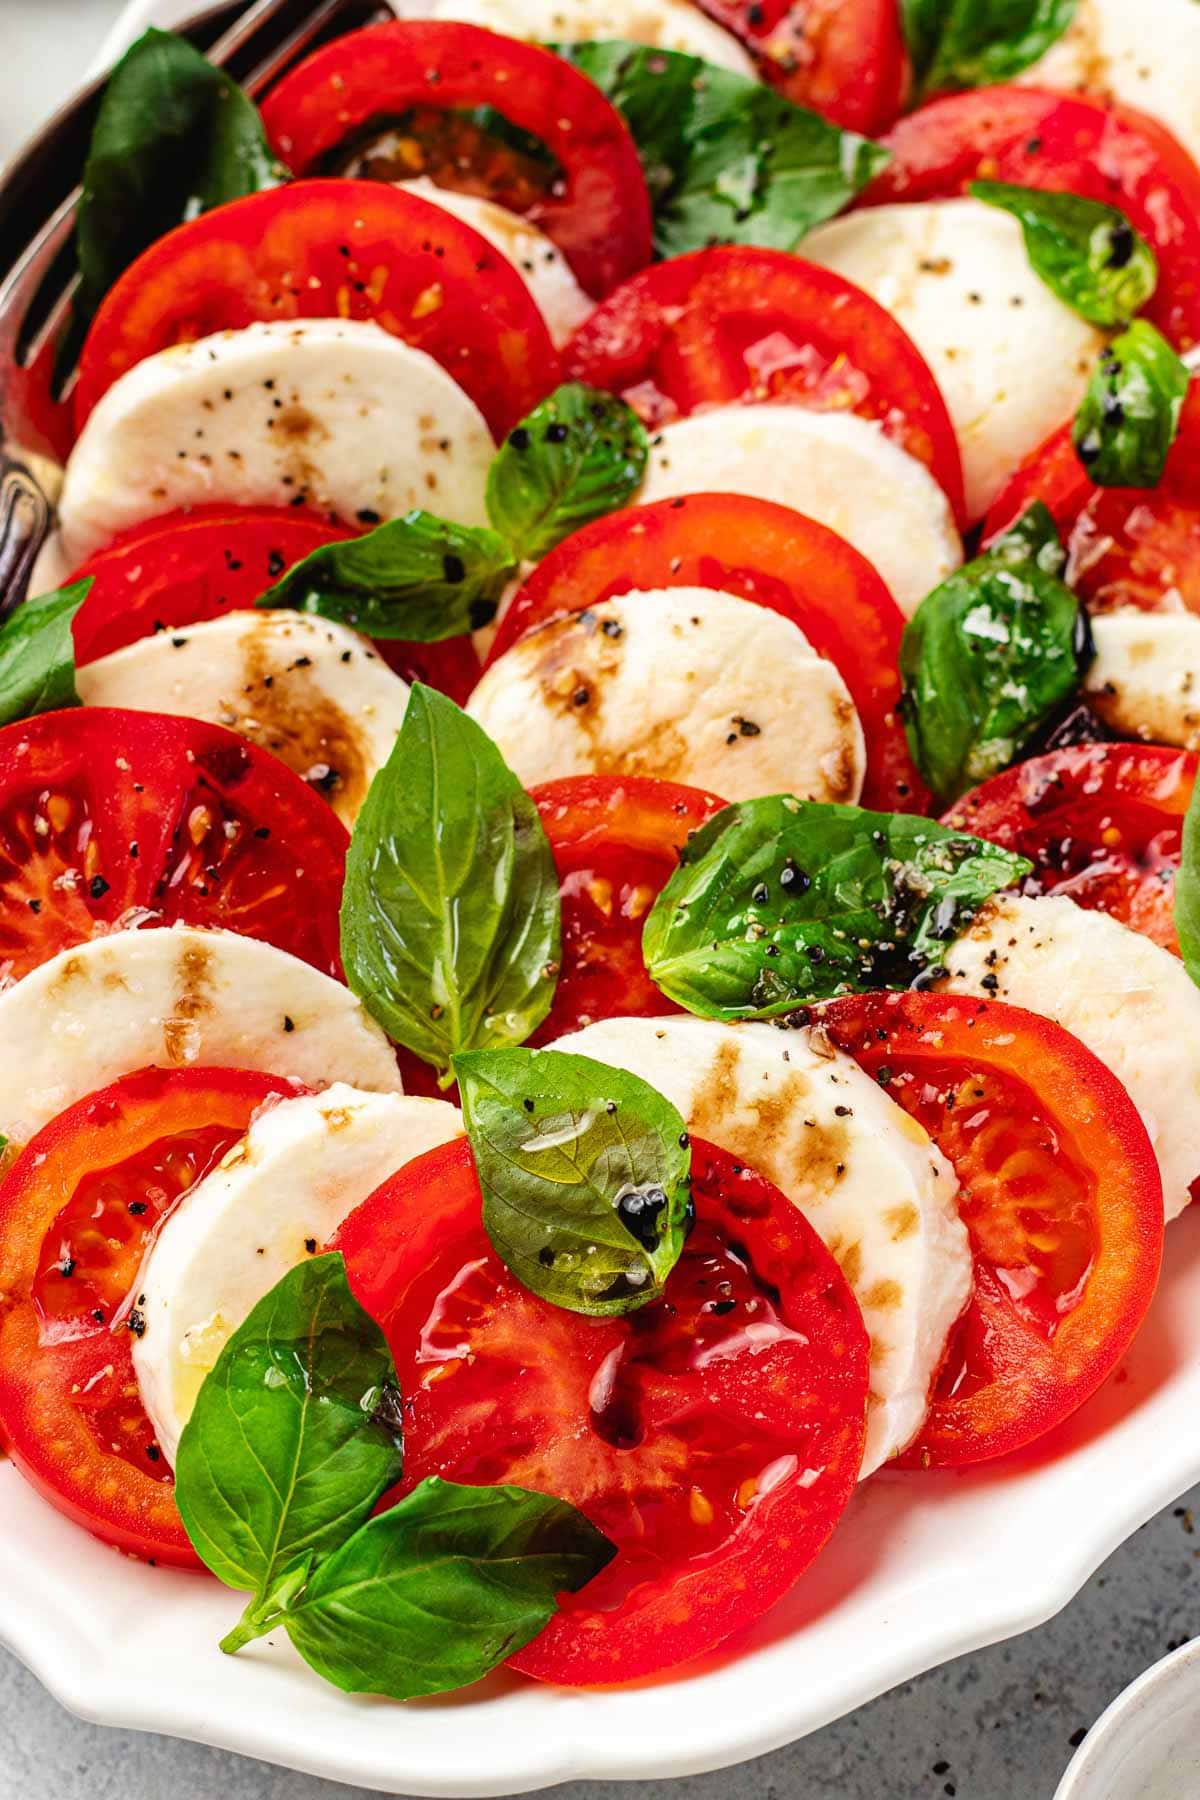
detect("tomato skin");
top-left (492, 493), bottom-right (929, 811)
top-left (820, 991), bottom-right (1164, 1467)
top-left (561, 247), bottom-right (966, 522)
top-left (865, 88), bottom-right (1200, 350)
top-left (693, 0), bottom-right (905, 133)
top-left (0, 1066), bottom-right (301, 1564)
top-left (67, 507), bottom-right (481, 705)
top-left (334, 1135), bottom-right (868, 1684)
top-left (0, 708), bottom-right (347, 983)
top-left (944, 745), bottom-right (1195, 954)
top-left (74, 180), bottom-right (558, 435)
top-left (260, 21), bottom-right (651, 299)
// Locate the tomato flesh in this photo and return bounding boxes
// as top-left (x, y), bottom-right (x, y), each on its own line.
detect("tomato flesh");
top-left (0, 1066), bottom-right (300, 1563)
top-left (562, 247), bottom-right (966, 521)
top-left (945, 744), bottom-right (1195, 953)
top-left (493, 493), bottom-right (929, 811)
top-left (334, 1135), bottom-right (868, 1684)
top-left (0, 707), bottom-right (347, 983)
top-left (821, 991), bottom-right (1164, 1466)
top-left (693, 0), bottom-right (904, 132)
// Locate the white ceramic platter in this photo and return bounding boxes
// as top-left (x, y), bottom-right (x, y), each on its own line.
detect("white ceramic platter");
top-left (4, 5), bottom-right (1200, 1791)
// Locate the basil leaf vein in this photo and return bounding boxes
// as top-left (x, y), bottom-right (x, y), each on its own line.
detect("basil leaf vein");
top-left (1176, 773), bottom-right (1200, 989)
top-left (970, 181), bottom-right (1156, 328)
top-left (1072, 319), bottom-right (1190, 488)
top-left (455, 1046), bottom-right (691, 1315)
top-left (0, 580), bottom-right (90, 727)
top-left (643, 797), bottom-right (1030, 1017)
top-left (900, 0), bottom-right (1077, 97)
top-left (486, 383), bottom-right (648, 561)
top-left (256, 510), bottom-right (516, 639)
top-left (340, 686), bottom-right (560, 1078)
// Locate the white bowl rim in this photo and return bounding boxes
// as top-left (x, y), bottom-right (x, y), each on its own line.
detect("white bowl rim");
top-left (1055, 1638), bottom-right (1200, 1800)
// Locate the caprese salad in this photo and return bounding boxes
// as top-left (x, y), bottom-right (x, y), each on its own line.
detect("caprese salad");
top-left (3, 0), bottom-right (1200, 1703)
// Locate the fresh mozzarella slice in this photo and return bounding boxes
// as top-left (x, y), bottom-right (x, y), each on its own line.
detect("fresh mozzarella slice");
top-left (27, 533), bottom-right (71, 599)
top-left (396, 178), bottom-right (592, 348)
top-left (1020, 0), bottom-right (1200, 170)
top-left (638, 404), bottom-right (962, 616)
top-left (76, 611), bottom-right (409, 828)
top-left (804, 199), bottom-right (1104, 522)
top-left (551, 1014), bottom-right (970, 1476)
top-left (0, 926), bottom-right (401, 1147)
top-left (407, 0), bottom-right (756, 72)
top-left (466, 584), bottom-right (866, 801)
top-left (57, 318), bottom-right (495, 565)
top-left (940, 892), bottom-right (1200, 1220)
top-left (1083, 608), bottom-right (1200, 751)
top-left (133, 1084), bottom-right (462, 1462)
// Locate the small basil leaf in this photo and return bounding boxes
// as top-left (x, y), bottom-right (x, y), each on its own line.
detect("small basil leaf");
top-left (174, 1253), bottom-right (403, 1648)
top-left (555, 41), bottom-right (889, 258)
top-left (256, 511), bottom-right (516, 639)
top-left (281, 1477), bottom-right (614, 1699)
top-left (988, 499), bottom-right (1067, 577)
top-left (1176, 773), bottom-right (1200, 989)
top-left (485, 383), bottom-right (648, 561)
top-left (1072, 319), bottom-right (1190, 488)
top-left (899, 540), bottom-right (1090, 803)
top-left (454, 1046), bottom-right (691, 1316)
top-left (901, 0), bottom-right (1077, 96)
top-left (643, 798), bottom-right (1028, 1016)
top-left (0, 581), bottom-right (90, 726)
top-left (340, 686), bottom-right (560, 1078)
top-left (63, 28), bottom-right (286, 378)
top-left (970, 181), bottom-right (1156, 328)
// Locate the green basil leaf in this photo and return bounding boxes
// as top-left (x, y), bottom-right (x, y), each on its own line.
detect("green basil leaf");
top-left (0, 581), bottom-right (90, 726)
top-left (256, 510), bottom-right (516, 639)
top-left (555, 41), bottom-right (889, 258)
top-left (174, 1253), bottom-right (403, 1651)
top-left (454, 1045), bottom-right (691, 1316)
top-left (281, 1477), bottom-right (614, 1699)
top-left (485, 382), bottom-right (649, 560)
top-left (970, 181), bottom-right (1156, 328)
top-left (340, 686), bottom-right (560, 1078)
top-left (899, 536), bottom-right (1090, 803)
top-left (1072, 319), bottom-right (1190, 488)
top-left (643, 797), bottom-right (1028, 1016)
top-left (901, 0), bottom-right (1077, 96)
top-left (63, 28), bottom-right (286, 376)
top-left (988, 499), bottom-right (1067, 576)
top-left (1176, 773), bottom-right (1200, 989)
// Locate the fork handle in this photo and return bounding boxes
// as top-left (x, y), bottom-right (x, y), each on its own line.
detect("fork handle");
top-left (0, 455), bottom-right (52, 620)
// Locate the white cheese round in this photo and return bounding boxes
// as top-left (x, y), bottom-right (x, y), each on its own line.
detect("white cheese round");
top-left (405, 0), bottom-right (756, 72)
top-left (1084, 608), bottom-right (1200, 751)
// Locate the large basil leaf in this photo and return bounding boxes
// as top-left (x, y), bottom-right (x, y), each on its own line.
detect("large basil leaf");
top-left (455, 1046), bottom-right (691, 1316)
top-left (970, 182), bottom-right (1156, 328)
top-left (174, 1254), bottom-right (403, 1653)
top-left (0, 581), bottom-right (89, 726)
top-left (283, 1477), bottom-right (614, 1698)
top-left (340, 686), bottom-right (560, 1079)
top-left (64, 28), bottom-right (286, 376)
top-left (899, 523), bottom-right (1091, 803)
top-left (485, 383), bottom-right (648, 561)
top-left (1072, 320), bottom-right (1190, 488)
top-left (988, 498), bottom-right (1067, 575)
top-left (1177, 773), bottom-right (1200, 989)
top-left (643, 798), bottom-right (1029, 1017)
top-left (901, 0), bottom-right (1077, 96)
top-left (555, 41), bottom-right (888, 258)
top-left (256, 511), bottom-right (515, 639)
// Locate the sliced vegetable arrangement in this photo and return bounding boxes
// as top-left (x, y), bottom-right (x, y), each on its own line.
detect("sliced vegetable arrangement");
top-left (7, 0), bottom-right (1200, 1708)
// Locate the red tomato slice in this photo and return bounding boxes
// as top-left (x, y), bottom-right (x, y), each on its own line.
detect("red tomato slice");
top-left (491, 492), bottom-right (929, 811)
top-left (944, 745), bottom-right (1195, 954)
top-left (0, 1065), bottom-right (301, 1563)
top-left (983, 387), bottom-right (1200, 619)
top-left (692, 0), bottom-right (905, 133)
top-left (0, 708), bottom-right (347, 984)
top-left (865, 88), bottom-right (1200, 350)
top-left (260, 21), bottom-right (651, 299)
top-left (334, 1134), bottom-right (868, 1684)
top-left (561, 247), bottom-right (967, 521)
top-left (820, 990), bottom-right (1164, 1466)
top-left (74, 180), bottom-right (558, 435)
top-left (528, 774), bottom-right (725, 1042)
top-left (67, 506), bottom-right (481, 704)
